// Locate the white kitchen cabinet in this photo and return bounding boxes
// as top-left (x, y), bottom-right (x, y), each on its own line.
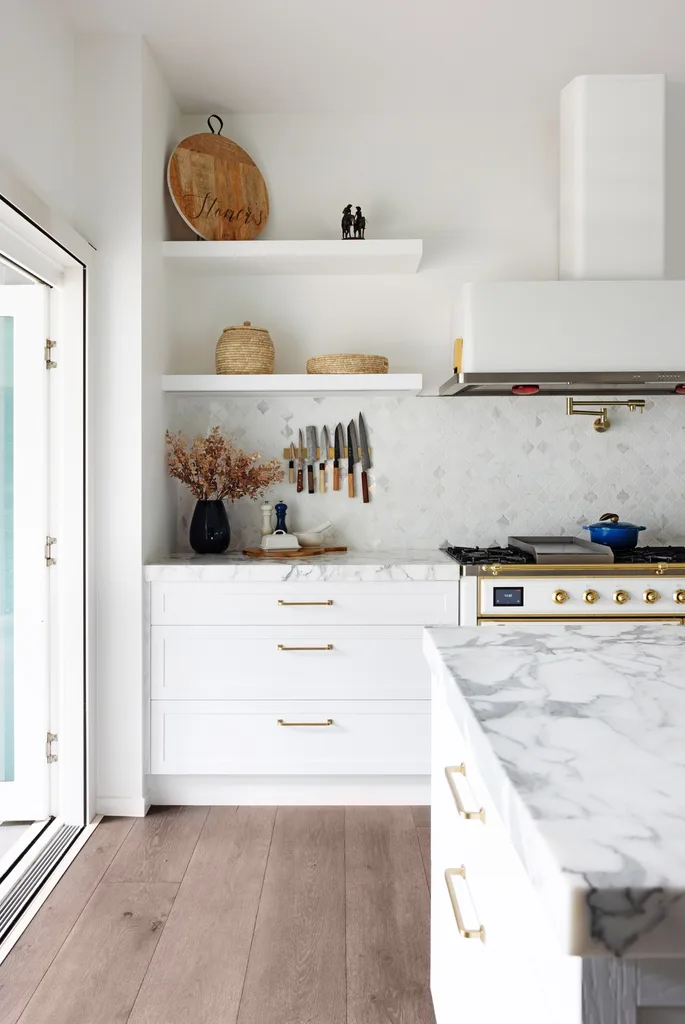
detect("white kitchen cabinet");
top-left (146, 571), bottom-right (458, 800)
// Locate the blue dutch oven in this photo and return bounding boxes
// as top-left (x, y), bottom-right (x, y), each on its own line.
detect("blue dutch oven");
top-left (583, 513), bottom-right (646, 551)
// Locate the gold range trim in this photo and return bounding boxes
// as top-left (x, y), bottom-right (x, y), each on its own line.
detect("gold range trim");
top-left (478, 562), bottom-right (685, 578)
top-left (478, 616), bottom-right (685, 625)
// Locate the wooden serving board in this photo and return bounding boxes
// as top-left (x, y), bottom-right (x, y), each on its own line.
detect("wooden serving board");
top-left (243, 546), bottom-right (348, 559)
top-left (167, 131), bottom-right (269, 240)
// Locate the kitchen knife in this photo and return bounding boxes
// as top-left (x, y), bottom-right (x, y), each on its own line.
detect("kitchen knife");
top-left (288, 441), bottom-right (296, 485)
top-left (358, 412), bottom-right (371, 504)
top-left (296, 429), bottom-right (304, 493)
top-left (306, 425), bottom-right (317, 494)
top-left (347, 419), bottom-right (359, 498)
top-left (320, 426), bottom-right (330, 492)
top-left (333, 423), bottom-right (344, 491)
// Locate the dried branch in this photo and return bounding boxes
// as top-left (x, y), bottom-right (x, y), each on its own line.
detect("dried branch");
top-left (166, 426), bottom-right (283, 501)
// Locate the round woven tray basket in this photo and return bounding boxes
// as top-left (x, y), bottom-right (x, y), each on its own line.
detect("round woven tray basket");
top-left (216, 321), bottom-right (275, 375)
top-left (306, 354), bottom-right (388, 375)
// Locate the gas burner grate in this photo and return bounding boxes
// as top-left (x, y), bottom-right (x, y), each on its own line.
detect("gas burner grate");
top-left (614, 547), bottom-right (685, 564)
top-left (445, 544), bottom-right (685, 567)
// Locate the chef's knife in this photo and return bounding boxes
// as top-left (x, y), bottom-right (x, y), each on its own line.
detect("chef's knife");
top-left (306, 425), bottom-right (317, 494)
top-left (320, 426), bottom-right (330, 492)
top-left (288, 441), bottom-right (296, 485)
top-left (347, 419), bottom-right (359, 498)
top-left (296, 428), bottom-right (304, 493)
top-left (358, 412), bottom-right (371, 504)
top-left (333, 423), bottom-right (344, 491)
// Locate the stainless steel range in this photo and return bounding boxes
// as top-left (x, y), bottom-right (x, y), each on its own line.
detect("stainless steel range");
top-left (444, 540), bottom-right (685, 626)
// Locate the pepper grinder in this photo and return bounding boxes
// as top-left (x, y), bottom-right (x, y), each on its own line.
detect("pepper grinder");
top-left (260, 501), bottom-right (274, 536)
top-left (274, 500), bottom-right (288, 533)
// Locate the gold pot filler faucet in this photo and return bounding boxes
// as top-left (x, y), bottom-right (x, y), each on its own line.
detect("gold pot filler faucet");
top-left (566, 397), bottom-right (646, 433)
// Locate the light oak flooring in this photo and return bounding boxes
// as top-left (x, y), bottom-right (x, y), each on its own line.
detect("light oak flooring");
top-left (0, 806), bottom-right (434, 1024)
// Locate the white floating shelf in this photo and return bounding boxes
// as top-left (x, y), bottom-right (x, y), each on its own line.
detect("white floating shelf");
top-left (162, 239), bottom-right (423, 275)
top-left (162, 373), bottom-right (423, 396)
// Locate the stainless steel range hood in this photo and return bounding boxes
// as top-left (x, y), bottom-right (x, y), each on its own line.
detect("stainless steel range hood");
top-left (439, 282), bottom-right (685, 397)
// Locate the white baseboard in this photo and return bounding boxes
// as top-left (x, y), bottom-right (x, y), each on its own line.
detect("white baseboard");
top-left (95, 796), bottom-right (150, 817)
top-left (145, 775), bottom-right (430, 806)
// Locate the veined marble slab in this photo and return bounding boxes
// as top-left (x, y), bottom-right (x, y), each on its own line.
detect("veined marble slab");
top-left (424, 622), bottom-right (685, 957)
top-left (145, 549), bottom-right (461, 582)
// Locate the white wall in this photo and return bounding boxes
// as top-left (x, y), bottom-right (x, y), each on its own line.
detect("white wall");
top-left (0, 0), bottom-right (76, 220)
top-left (75, 35), bottom-right (179, 815)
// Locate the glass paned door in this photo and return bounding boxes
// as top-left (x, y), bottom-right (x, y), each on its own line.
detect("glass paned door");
top-left (0, 282), bottom-right (50, 821)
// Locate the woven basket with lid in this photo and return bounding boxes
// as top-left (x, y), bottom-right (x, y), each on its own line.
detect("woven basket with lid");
top-left (306, 354), bottom-right (388, 375)
top-left (215, 321), bottom-right (275, 375)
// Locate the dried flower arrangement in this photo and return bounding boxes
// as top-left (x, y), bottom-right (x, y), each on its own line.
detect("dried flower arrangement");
top-left (166, 426), bottom-right (283, 501)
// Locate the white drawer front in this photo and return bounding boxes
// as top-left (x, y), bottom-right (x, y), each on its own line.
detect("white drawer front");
top-left (150, 582), bottom-right (458, 626)
top-left (151, 626), bottom-right (428, 700)
top-left (150, 699), bottom-right (430, 775)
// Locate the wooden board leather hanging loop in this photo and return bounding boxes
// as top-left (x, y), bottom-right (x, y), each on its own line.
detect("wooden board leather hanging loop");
top-left (167, 114), bottom-right (269, 240)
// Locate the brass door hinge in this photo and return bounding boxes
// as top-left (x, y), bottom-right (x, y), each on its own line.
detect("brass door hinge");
top-left (44, 339), bottom-right (57, 369)
top-left (45, 536), bottom-right (57, 566)
top-left (46, 732), bottom-right (58, 763)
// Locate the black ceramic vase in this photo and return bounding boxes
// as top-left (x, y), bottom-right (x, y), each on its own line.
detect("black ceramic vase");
top-left (189, 499), bottom-right (230, 554)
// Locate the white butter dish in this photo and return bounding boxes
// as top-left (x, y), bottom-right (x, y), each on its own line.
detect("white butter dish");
top-left (261, 530), bottom-right (301, 552)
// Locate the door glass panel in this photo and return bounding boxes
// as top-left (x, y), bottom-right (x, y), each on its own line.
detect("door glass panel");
top-left (0, 315), bottom-right (13, 781)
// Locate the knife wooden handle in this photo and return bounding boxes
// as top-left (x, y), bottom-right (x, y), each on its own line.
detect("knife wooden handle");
top-left (333, 465), bottom-right (340, 491)
top-left (297, 468), bottom-right (304, 493)
top-left (308, 465), bottom-right (315, 494)
top-left (319, 466), bottom-right (325, 491)
top-left (361, 470), bottom-right (369, 504)
top-left (348, 470), bottom-right (355, 498)
top-left (289, 464), bottom-right (295, 485)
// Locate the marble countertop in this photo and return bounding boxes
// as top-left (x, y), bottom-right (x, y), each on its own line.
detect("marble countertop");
top-left (144, 549), bottom-right (461, 582)
top-left (424, 622), bottom-right (685, 957)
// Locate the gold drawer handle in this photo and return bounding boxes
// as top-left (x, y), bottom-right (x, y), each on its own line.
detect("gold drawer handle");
top-left (445, 867), bottom-right (486, 943)
top-left (277, 718), bottom-right (334, 727)
top-left (445, 765), bottom-right (486, 824)
top-left (278, 644), bottom-right (333, 652)
top-left (278, 599), bottom-right (334, 606)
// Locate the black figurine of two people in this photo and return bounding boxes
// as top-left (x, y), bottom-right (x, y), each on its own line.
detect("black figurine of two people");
top-left (341, 204), bottom-right (366, 240)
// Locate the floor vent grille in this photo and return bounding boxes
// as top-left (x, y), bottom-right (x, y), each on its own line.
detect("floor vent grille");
top-left (0, 823), bottom-right (83, 943)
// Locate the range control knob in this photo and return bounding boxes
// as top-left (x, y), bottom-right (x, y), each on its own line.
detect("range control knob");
top-left (613, 590), bottom-right (630, 605)
top-left (553, 589), bottom-right (569, 605)
top-left (583, 589), bottom-right (600, 605)
top-left (674, 590), bottom-right (685, 605)
top-left (643, 589), bottom-right (661, 604)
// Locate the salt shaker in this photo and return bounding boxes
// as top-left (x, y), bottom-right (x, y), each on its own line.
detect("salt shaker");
top-left (260, 501), bottom-right (274, 536)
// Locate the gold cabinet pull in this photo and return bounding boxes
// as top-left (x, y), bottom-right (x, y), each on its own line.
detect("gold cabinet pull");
top-left (278, 599), bottom-right (334, 606)
top-left (445, 867), bottom-right (486, 943)
top-left (278, 644), bottom-right (333, 652)
top-left (277, 718), bottom-right (334, 727)
top-left (445, 765), bottom-right (486, 823)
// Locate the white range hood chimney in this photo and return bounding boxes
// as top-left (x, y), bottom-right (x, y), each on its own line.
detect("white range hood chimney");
top-left (560, 74), bottom-right (666, 280)
top-left (439, 73), bottom-right (685, 397)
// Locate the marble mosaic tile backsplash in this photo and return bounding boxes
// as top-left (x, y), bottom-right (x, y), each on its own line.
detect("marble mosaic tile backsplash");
top-left (167, 394), bottom-right (685, 552)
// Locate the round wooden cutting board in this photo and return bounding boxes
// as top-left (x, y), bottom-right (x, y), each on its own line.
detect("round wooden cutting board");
top-left (167, 129), bottom-right (269, 240)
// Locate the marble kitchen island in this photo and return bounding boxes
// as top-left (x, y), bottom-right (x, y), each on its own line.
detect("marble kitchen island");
top-left (424, 622), bottom-right (685, 1024)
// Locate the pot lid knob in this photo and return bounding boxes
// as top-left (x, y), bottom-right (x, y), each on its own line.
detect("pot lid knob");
top-left (599, 513), bottom-right (620, 523)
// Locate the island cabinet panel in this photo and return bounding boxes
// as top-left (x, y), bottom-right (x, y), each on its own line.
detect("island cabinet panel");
top-left (430, 674), bottom-right (583, 1024)
top-left (150, 582), bottom-right (458, 626)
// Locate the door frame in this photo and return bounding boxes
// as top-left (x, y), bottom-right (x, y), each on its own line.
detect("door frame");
top-left (0, 163), bottom-right (93, 826)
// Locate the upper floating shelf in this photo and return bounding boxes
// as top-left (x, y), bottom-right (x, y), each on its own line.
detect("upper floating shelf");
top-left (162, 374), bottom-right (423, 396)
top-left (162, 239), bottom-right (423, 275)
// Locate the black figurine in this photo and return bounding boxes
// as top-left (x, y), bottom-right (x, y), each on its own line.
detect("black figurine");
top-left (353, 206), bottom-right (366, 239)
top-left (341, 204), bottom-right (353, 240)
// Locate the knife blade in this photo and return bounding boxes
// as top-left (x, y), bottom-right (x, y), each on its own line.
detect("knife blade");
top-left (320, 426), bottom-right (330, 492)
top-left (288, 441), bottom-right (296, 486)
top-left (296, 429), bottom-right (304, 493)
top-left (333, 423), bottom-right (344, 491)
top-left (306, 425), bottom-right (317, 494)
top-left (347, 419), bottom-right (359, 498)
top-left (358, 413), bottom-right (371, 503)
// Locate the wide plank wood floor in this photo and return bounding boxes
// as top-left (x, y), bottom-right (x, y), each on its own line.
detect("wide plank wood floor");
top-left (0, 806), bottom-right (434, 1024)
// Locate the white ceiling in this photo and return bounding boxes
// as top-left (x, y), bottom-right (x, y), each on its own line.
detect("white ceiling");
top-left (57, 0), bottom-right (685, 113)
